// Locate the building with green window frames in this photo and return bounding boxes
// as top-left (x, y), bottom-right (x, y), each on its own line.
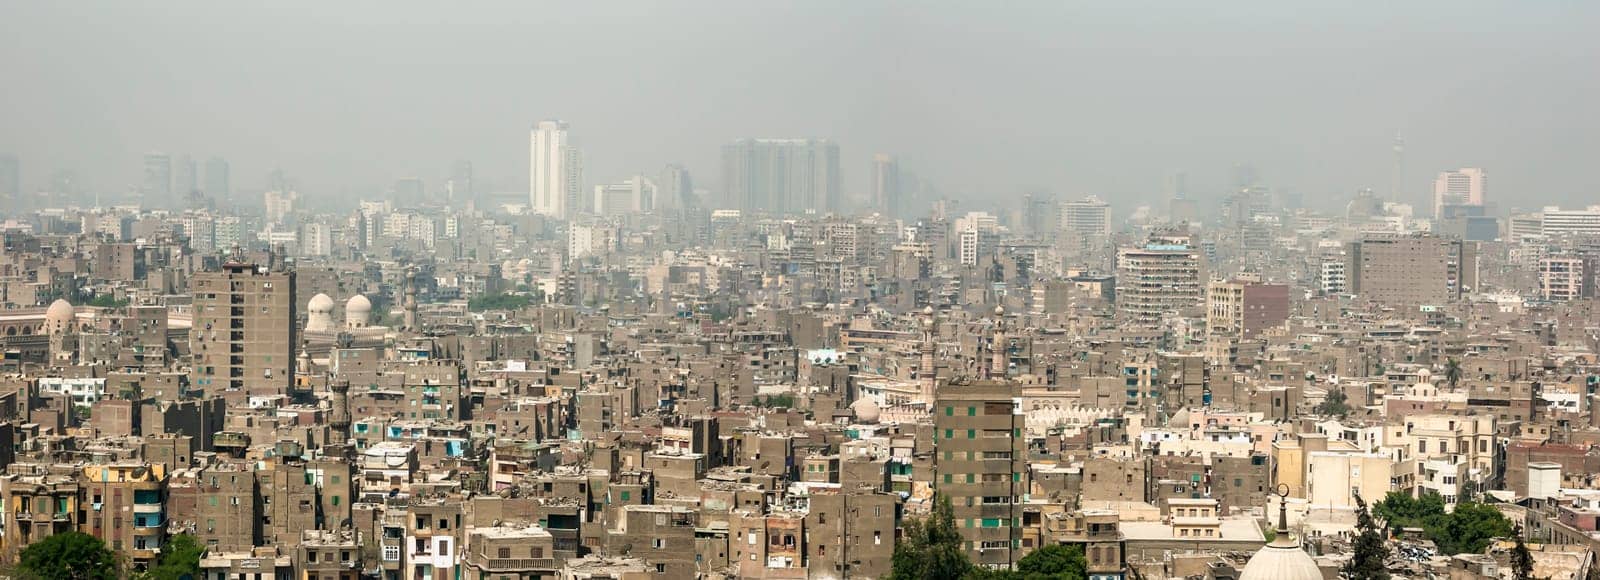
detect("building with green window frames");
top-left (932, 380), bottom-right (1026, 569)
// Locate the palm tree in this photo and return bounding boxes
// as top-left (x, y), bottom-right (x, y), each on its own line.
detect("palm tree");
top-left (1444, 358), bottom-right (1462, 389)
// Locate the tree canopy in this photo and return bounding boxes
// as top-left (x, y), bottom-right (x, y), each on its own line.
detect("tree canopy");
top-left (17, 531), bottom-right (118, 580)
top-left (1372, 491), bottom-right (1513, 555)
top-left (890, 495), bottom-right (1089, 580)
top-left (467, 293), bottom-right (533, 312)
top-left (1511, 526), bottom-right (1534, 580)
top-left (1343, 493), bottom-right (1391, 580)
top-left (143, 533), bottom-right (205, 580)
top-left (889, 494), bottom-right (972, 580)
top-left (1315, 388), bottom-right (1351, 418)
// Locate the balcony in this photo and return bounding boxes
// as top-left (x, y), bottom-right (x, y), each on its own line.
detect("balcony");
top-left (303, 559), bottom-right (361, 571)
top-left (14, 511), bottom-right (72, 523)
top-left (473, 558), bottom-right (554, 572)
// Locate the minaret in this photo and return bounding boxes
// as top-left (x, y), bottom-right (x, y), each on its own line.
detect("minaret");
top-left (989, 305), bottom-right (1007, 380)
top-left (329, 378), bottom-right (352, 448)
top-left (402, 268), bottom-right (418, 332)
top-left (1390, 131), bottom-right (1405, 204)
top-left (296, 341), bottom-right (312, 376)
top-left (919, 306), bottom-right (937, 406)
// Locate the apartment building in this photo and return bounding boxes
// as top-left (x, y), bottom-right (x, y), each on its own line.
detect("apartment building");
top-left (934, 380), bottom-right (1026, 568)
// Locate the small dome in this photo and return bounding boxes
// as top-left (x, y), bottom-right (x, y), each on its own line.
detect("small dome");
top-left (307, 293), bottom-right (334, 313)
top-left (44, 299), bottom-right (75, 334)
top-left (345, 294), bottom-right (372, 328)
top-left (306, 293), bottom-right (335, 333)
top-left (850, 398), bottom-right (881, 423)
top-left (46, 299), bottom-right (74, 322)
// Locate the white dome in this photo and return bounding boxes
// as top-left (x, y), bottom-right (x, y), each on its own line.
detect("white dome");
top-left (44, 299), bottom-right (74, 334)
top-left (306, 293), bottom-right (335, 333)
top-left (1239, 536), bottom-right (1320, 580)
top-left (345, 294), bottom-right (372, 328)
top-left (849, 398), bottom-right (881, 423)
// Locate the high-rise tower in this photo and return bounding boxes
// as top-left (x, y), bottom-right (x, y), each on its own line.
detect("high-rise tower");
top-left (142, 152), bottom-right (172, 206)
top-left (530, 120), bottom-right (582, 219)
top-left (720, 138), bottom-right (840, 214)
top-left (191, 262), bottom-right (297, 399)
top-left (1432, 167), bottom-right (1486, 218)
top-left (871, 153), bottom-right (900, 217)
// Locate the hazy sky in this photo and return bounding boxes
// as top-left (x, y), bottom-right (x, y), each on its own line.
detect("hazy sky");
top-left (2, 1), bottom-right (1596, 212)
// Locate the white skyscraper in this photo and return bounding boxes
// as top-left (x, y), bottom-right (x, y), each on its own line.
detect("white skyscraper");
top-left (1432, 167), bottom-right (1486, 218)
top-left (530, 120), bottom-right (582, 219)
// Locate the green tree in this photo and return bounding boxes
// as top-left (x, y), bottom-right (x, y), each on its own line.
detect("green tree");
top-left (17, 531), bottom-right (118, 580)
top-left (963, 544), bottom-right (1088, 580)
top-left (1373, 490), bottom-right (1447, 534)
top-left (1343, 492), bottom-right (1392, 580)
top-left (83, 294), bottom-right (129, 309)
top-left (1510, 526), bottom-right (1534, 580)
top-left (755, 394), bottom-right (796, 409)
top-left (1014, 544), bottom-right (1087, 579)
top-left (467, 293), bottom-right (533, 312)
top-left (1430, 501), bottom-right (1513, 556)
top-left (1315, 388), bottom-right (1351, 418)
top-left (890, 494), bottom-right (972, 580)
top-left (143, 533), bottom-right (205, 580)
top-left (1445, 358), bottom-right (1463, 389)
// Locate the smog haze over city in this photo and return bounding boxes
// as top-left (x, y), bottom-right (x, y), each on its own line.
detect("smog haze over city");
top-left (2, 2), bottom-right (1597, 211)
top-left (3, 3), bottom-right (1600, 580)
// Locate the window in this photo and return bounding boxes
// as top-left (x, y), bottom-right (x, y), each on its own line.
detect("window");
top-left (653, 538), bottom-right (666, 549)
top-left (497, 548), bottom-right (510, 559)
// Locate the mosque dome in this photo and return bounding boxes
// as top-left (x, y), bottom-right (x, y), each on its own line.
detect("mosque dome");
top-left (345, 294), bottom-right (372, 328)
top-left (849, 398), bottom-right (881, 423)
top-left (1238, 535), bottom-right (1321, 580)
top-left (44, 299), bottom-right (75, 334)
top-left (306, 293), bottom-right (335, 333)
top-left (1241, 496), bottom-right (1321, 580)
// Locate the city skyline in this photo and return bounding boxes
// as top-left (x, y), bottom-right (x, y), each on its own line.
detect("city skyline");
top-left (1, 3), bottom-right (1597, 211)
top-left (2, 3), bottom-right (1599, 576)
